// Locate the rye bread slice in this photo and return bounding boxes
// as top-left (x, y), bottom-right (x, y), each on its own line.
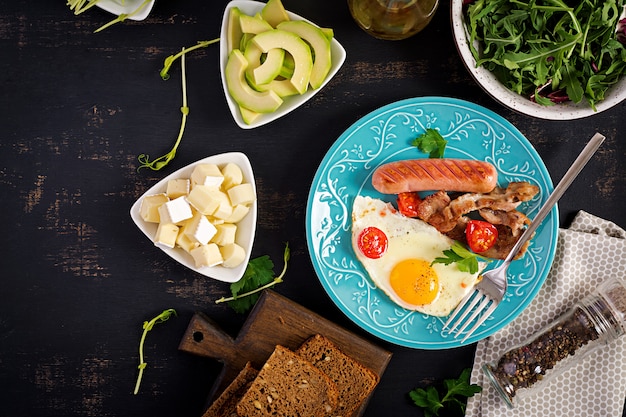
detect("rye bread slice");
top-left (296, 334), bottom-right (380, 417)
top-left (235, 345), bottom-right (338, 417)
top-left (203, 362), bottom-right (258, 417)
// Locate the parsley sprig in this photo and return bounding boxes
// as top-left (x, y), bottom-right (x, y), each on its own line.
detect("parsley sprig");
top-left (215, 243), bottom-right (290, 313)
top-left (411, 128), bottom-right (447, 158)
top-left (133, 308), bottom-right (177, 395)
top-left (432, 242), bottom-right (490, 274)
top-left (409, 368), bottom-right (482, 417)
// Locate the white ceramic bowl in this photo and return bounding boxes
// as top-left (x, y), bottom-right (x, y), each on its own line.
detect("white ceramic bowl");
top-left (220, 0), bottom-right (347, 129)
top-left (130, 152), bottom-right (257, 283)
top-left (96, 0), bottom-right (155, 21)
top-left (451, 0), bottom-right (626, 120)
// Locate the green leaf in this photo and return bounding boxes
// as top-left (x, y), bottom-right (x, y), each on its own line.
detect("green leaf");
top-left (409, 369), bottom-right (482, 417)
top-left (431, 242), bottom-right (488, 274)
top-left (411, 129), bottom-right (447, 158)
top-left (215, 243), bottom-right (290, 313)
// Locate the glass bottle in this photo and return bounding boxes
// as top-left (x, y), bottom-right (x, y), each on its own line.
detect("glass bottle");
top-left (482, 276), bottom-right (626, 408)
top-left (347, 0), bottom-right (439, 40)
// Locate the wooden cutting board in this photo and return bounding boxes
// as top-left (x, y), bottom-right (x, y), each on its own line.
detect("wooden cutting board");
top-left (179, 289), bottom-right (392, 416)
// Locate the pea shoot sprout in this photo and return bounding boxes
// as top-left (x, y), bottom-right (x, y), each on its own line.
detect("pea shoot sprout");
top-left (160, 39), bottom-right (220, 80)
top-left (67, 0), bottom-right (153, 33)
top-left (133, 308), bottom-right (177, 395)
top-left (137, 47), bottom-right (189, 171)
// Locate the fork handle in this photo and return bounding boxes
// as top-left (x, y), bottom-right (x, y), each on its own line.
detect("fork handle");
top-left (502, 132), bottom-right (605, 264)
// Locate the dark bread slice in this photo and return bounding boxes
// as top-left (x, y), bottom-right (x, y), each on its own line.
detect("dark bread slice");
top-left (202, 362), bottom-right (258, 417)
top-left (235, 345), bottom-right (338, 417)
top-left (296, 334), bottom-right (380, 417)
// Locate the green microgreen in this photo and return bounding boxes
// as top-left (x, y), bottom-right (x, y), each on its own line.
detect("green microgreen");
top-left (409, 368), bottom-right (482, 417)
top-left (133, 308), bottom-right (177, 395)
top-left (411, 128), bottom-right (447, 158)
top-left (160, 39), bottom-right (220, 80)
top-left (215, 243), bottom-right (290, 314)
top-left (137, 47), bottom-right (189, 172)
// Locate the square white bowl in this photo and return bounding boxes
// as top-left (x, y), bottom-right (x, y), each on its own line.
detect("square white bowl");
top-left (220, 0), bottom-right (347, 129)
top-left (96, 0), bottom-right (155, 21)
top-left (130, 152), bottom-right (257, 283)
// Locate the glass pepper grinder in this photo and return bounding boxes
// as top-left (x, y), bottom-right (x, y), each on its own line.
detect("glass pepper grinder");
top-left (347, 0), bottom-right (439, 40)
top-left (482, 276), bottom-right (626, 408)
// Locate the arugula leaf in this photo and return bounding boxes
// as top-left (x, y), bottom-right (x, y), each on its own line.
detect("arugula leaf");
top-left (215, 243), bottom-right (290, 313)
top-left (409, 368), bottom-right (482, 417)
top-left (411, 129), bottom-right (447, 158)
top-left (133, 308), bottom-right (177, 395)
top-left (431, 242), bottom-right (489, 274)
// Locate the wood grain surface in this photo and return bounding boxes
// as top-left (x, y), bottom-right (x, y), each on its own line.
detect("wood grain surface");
top-left (1, 1), bottom-right (625, 417)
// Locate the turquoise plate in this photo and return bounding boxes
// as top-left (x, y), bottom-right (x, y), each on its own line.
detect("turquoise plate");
top-left (305, 97), bottom-right (558, 349)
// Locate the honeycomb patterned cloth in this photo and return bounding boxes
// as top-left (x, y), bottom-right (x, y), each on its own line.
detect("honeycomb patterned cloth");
top-left (466, 211), bottom-right (626, 417)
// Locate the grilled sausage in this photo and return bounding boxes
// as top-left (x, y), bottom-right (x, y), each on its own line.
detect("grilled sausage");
top-left (372, 159), bottom-right (498, 194)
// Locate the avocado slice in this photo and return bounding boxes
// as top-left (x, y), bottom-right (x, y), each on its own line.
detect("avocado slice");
top-left (247, 46), bottom-right (285, 86)
top-left (251, 29), bottom-right (313, 95)
top-left (239, 13), bottom-right (273, 35)
top-left (261, 0), bottom-right (290, 28)
top-left (278, 20), bottom-right (332, 89)
top-left (225, 49), bottom-right (283, 114)
top-left (226, 7), bottom-right (244, 53)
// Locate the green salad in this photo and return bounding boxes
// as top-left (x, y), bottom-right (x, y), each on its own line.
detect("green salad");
top-left (465, 0), bottom-right (626, 110)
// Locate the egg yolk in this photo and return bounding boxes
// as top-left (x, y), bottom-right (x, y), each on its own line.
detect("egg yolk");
top-left (389, 259), bottom-right (439, 305)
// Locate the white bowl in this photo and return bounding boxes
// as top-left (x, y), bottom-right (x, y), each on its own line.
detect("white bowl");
top-left (96, 0), bottom-right (155, 21)
top-left (130, 152), bottom-right (257, 283)
top-left (220, 0), bottom-right (347, 129)
top-left (451, 0), bottom-right (626, 120)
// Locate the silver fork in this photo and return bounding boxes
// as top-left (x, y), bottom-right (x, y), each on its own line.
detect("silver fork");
top-left (443, 132), bottom-right (606, 343)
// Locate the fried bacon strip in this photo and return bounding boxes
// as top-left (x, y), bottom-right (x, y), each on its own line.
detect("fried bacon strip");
top-left (416, 182), bottom-right (539, 260)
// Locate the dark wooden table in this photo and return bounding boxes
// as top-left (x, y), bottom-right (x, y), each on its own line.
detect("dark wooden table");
top-left (2, 1), bottom-right (625, 416)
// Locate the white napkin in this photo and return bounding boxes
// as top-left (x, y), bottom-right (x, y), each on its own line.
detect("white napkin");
top-left (465, 211), bottom-right (626, 417)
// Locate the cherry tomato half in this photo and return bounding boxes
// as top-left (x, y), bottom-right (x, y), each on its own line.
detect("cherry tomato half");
top-left (465, 220), bottom-right (498, 253)
top-left (357, 227), bottom-right (388, 259)
top-left (396, 192), bottom-right (422, 218)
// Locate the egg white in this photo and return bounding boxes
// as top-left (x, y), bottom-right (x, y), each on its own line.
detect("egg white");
top-left (351, 195), bottom-right (484, 317)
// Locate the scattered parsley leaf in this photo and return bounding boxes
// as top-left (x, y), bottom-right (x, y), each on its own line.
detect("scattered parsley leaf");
top-left (215, 243), bottom-right (290, 313)
top-left (133, 308), bottom-right (177, 395)
top-left (431, 242), bottom-right (490, 274)
top-left (137, 47), bottom-right (190, 172)
top-left (409, 368), bottom-right (482, 417)
top-left (411, 129), bottom-right (447, 158)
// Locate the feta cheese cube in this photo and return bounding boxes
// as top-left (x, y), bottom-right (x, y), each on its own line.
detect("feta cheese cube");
top-left (221, 162), bottom-right (244, 189)
top-left (154, 223), bottom-right (179, 249)
top-left (186, 186), bottom-right (230, 216)
top-left (158, 196), bottom-right (193, 224)
top-left (176, 231), bottom-right (199, 253)
top-left (190, 243), bottom-right (223, 268)
top-left (182, 213), bottom-right (217, 245)
top-left (166, 178), bottom-right (190, 199)
top-left (225, 204), bottom-right (250, 223)
top-left (220, 243), bottom-right (246, 268)
top-left (212, 223), bottom-right (237, 246)
top-left (190, 164), bottom-right (224, 188)
top-left (227, 183), bottom-right (256, 206)
top-left (140, 193), bottom-right (169, 223)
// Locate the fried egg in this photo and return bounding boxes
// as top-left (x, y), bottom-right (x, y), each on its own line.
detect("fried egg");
top-left (351, 195), bottom-right (484, 317)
